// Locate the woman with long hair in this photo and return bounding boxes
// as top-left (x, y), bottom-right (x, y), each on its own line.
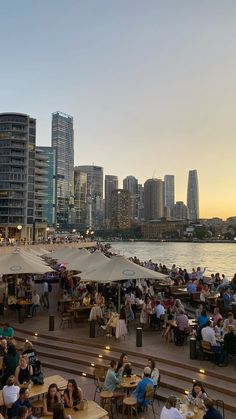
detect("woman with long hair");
top-left (2, 344), bottom-right (20, 386)
top-left (147, 358), bottom-right (160, 388)
top-left (15, 355), bottom-right (33, 385)
top-left (53, 402), bottom-right (67, 419)
top-left (63, 379), bottom-right (83, 408)
top-left (43, 383), bottom-right (60, 416)
top-left (160, 395), bottom-right (183, 419)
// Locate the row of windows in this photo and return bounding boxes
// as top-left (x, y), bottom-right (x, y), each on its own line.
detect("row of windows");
top-left (0, 173), bottom-right (26, 181)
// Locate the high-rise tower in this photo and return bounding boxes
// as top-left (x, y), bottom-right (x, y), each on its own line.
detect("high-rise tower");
top-left (144, 179), bottom-right (163, 221)
top-left (105, 175), bottom-right (118, 225)
top-left (187, 170), bottom-right (199, 220)
top-left (164, 175), bottom-right (175, 211)
top-left (51, 111), bottom-right (74, 228)
top-left (123, 176), bottom-right (138, 220)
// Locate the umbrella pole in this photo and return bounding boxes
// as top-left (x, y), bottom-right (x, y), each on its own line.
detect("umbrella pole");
top-left (118, 283), bottom-right (121, 314)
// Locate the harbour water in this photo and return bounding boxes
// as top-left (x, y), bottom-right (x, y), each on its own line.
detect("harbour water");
top-left (110, 241), bottom-right (236, 278)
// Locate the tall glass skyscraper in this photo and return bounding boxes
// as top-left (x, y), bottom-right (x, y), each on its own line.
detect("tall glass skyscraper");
top-left (105, 175), bottom-right (118, 225)
top-left (123, 176), bottom-right (138, 220)
top-left (164, 175), bottom-right (175, 211)
top-left (51, 111), bottom-right (74, 228)
top-left (144, 178), bottom-right (163, 221)
top-left (187, 170), bottom-right (199, 220)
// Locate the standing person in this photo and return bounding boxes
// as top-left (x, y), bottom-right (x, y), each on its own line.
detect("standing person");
top-left (41, 280), bottom-right (50, 309)
top-left (29, 290), bottom-right (40, 317)
top-left (63, 379), bottom-right (83, 407)
top-left (43, 383), bottom-right (60, 416)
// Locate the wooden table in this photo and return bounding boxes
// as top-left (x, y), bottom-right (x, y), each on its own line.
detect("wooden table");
top-left (0, 374), bottom-right (67, 407)
top-left (67, 305), bottom-right (93, 321)
top-left (179, 403), bottom-right (204, 419)
top-left (120, 375), bottom-right (140, 391)
top-left (39, 400), bottom-right (108, 419)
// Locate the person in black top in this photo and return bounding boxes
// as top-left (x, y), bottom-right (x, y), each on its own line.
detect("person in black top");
top-left (15, 356), bottom-right (33, 385)
top-left (22, 341), bottom-right (37, 370)
top-left (203, 398), bottom-right (223, 419)
top-left (224, 325), bottom-right (236, 355)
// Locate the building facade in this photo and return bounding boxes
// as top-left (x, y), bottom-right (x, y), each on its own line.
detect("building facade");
top-left (105, 175), bottom-right (118, 226)
top-left (51, 111), bottom-right (74, 228)
top-left (0, 113), bottom-right (36, 242)
top-left (110, 189), bottom-right (131, 229)
top-left (123, 176), bottom-right (138, 221)
top-left (187, 169), bottom-right (199, 220)
top-left (172, 201), bottom-right (189, 220)
top-left (164, 175), bottom-right (175, 211)
top-left (144, 178), bottom-right (163, 221)
top-left (36, 146), bottom-right (57, 227)
top-left (137, 184), bottom-right (144, 221)
top-left (74, 168), bottom-right (87, 228)
top-left (34, 148), bottom-right (48, 240)
top-left (77, 165), bottom-right (103, 228)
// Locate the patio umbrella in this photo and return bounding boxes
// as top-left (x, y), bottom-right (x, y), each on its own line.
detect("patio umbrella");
top-left (47, 248), bottom-right (76, 259)
top-left (0, 250), bottom-right (55, 275)
top-left (67, 251), bottom-right (109, 272)
top-left (80, 255), bottom-right (168, 283)
top-left (20, 250), bottom-right (51, 267)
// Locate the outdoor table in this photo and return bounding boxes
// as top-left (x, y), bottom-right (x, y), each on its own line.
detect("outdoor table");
top-left (179, 403), bottom-right (204, 419)
top-left (120, 374), bottom-right (140, 394)
top-left (39, 400), bottom-right (108, 419)
top-left (67, 305), bottom-right (93, 322)
top-left (0, 374), bottom-right (67, 406)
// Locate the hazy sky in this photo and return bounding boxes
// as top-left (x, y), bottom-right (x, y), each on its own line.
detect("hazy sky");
top-left (0, 0), bottom-right (236, 219)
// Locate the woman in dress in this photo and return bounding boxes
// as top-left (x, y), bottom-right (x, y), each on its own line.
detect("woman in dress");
top-left (63, 379), bottom-right (83, 408)
top-left (140, 296), bottom-right (152, 326)
top-left (43, 383), bottom-right (60, 416)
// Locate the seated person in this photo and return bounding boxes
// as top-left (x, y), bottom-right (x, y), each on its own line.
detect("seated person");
top-left (2, 344), bottom-right (20, 386)
top-left (174, 309), bottom-right (189, 345)
top-left (63, 379), bottom-right (83, 407)
top-left (118, 353), bottom-right (132, 376)
top-left (200, 285), bottom-right (210, 302)
top-left (2, 375), bottom-right (20, 418)
top-left (187, 381), bottom-right (208, 406)
top-left (224, 325), bottom-right (236, 356)
top-left (11, 387), bottom-right (32, 419)
top-left (223, 312), bottom-right (236, 332)
top-left (214, 319), bottom-right (224, 338)
top-left (197, 309), bottom-right (209, 327)
top-left (2, 323), bottom-right (14, 339)
top-left (203, 398), bottom-right (223, 419)
top-left (187, 279), bottom-right (197, 294)
top-left (212, 307), bottom-right (222, 326)
top-left (160, 395), bottom-right (183, 419)
top-left (135, 366), bottom-right (154, 409)
top-left (146, 358), bottom-right (160, 388)
top-left (0, 338), bottom-right (8, 357)
top-left (53, 403), bottom-right (68, 419)
top-left (82, 293), bottom-right (91, 307)
top-left (43, 383), bottom-right (61, 416)
top-left (104, 360), bottom-right (123, 392)
top-left (201, 321), bottom-right (225, 365)
top-left (15, 355), bottom-right (33, 385)
top-left (16, 406), bottom-right (29, 419)
top-left (223, 288), bottom-right (234, 309)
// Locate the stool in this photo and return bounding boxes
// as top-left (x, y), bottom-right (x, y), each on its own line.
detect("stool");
top-left (32, 399), bottom-right (44, 415)
top-left (100, 390), bottom-right (114, 419)
top-left (122, 396), bottom-right (138, 419)
top-left (59, 314), bottom-right (74, 328)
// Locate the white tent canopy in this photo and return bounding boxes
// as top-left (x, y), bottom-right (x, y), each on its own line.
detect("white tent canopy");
top-left (0, 250), bottom-right (55, 275)
top-left (48, 248), bottom-right (88, 261)
top-left (80, 255), bottom-right (168, 283)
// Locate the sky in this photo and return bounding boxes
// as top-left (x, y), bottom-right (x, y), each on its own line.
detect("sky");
top-left (0, 0), bottom-right (236, 219)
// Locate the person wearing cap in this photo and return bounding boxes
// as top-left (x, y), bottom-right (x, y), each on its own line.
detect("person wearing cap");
top-left (135, 366), bottom-right (154, 409)
top-left (203, 398), bottom-right (223, 419)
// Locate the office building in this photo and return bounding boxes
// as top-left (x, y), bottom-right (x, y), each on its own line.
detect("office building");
top-left (77, 165), bottom-right (103, 228)
top-left (137, 184), bottom-right (144, 221)
top-left (34, 148), bottom-right (48, 240)
top-left (36, 146), bottom-right (57, 227)
top-left (172, 201), bottom-right (189, 220)
top-left (51, 111), bottom-right (74, 228)
top-left (110, 189), bottom-right (131, 229)
top-left (164, 175), bottom-right (175, 210)
top-left (105, 175), bottom-right (118, 226)
top-left (187, 170), bottom-right (199, 220)
top-left (74, 168), bottom-right (87, 228)
top-left (123, 176), bottom-right (138, 220)
top-left (0, 113), bottom-right (36, 242)
top-left (144, 178), bottom-right (163, 221)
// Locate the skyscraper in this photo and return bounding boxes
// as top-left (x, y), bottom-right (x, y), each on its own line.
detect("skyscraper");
top-left (110, 189), bottom-right (131, 229)
top-left (187, 169), bottom-right (199, 220)
top-left (77, 165), bottom-right (103, 228)
top-left (164, 175), bottom-right (175, 211)
top-left (74, 168), bottom-right (87, 227)
top-left (36, 146), bottom-right (57, 227)
top-left (51, 111), bottom-right (74, 228)
top-left (137, 184), bottom-right (144, 221)
top-left (0, 113), bottom-right (36, 242)
top-left (144, 179), bottom-right (163, 221)
top-left (105, 175), bottom-right (118, 225)
top-left (123, 176), bottom-right (138, 220)
top-left (172, 201), bottom-right (189, 220)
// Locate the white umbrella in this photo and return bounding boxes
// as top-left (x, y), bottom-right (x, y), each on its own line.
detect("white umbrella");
top-left (0, 250), bottom-right (55, 275)
top-left (68, 251), bottom-right (109, 272)
top-left (80, 255), bottom-right (168, 283)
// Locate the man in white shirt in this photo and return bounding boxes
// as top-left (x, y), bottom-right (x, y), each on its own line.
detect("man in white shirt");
top-left (29, 290), bottom-right (40, 317)
top-left (154, 301), bottom-right (165, 330)
top-left (201, 321), bottom-right (225, 365)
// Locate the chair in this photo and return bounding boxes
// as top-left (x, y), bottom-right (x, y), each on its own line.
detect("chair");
top-left (59, 312), bottom-right (74, 329)
top-left (93, 366), bottom-right (106, 400)
top-left (100, 390), bottom-right (114, 419)
top-left (143, 384), bottom-right (156, 418)
top-left (216, 400), bottom-right (225, 419)
top-left (200, 340), bottom-right (216, 363)
top-left (122, 396), bottom-right (137, 419)
top-left (32, 399), bottom-right (44, 415)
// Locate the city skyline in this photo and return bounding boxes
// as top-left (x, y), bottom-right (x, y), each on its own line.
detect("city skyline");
top-left (1, 1), bottom-right (236, 219)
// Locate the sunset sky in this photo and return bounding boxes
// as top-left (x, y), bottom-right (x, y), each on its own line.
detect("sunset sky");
top-left (0, 1), bottom-right (236, 219)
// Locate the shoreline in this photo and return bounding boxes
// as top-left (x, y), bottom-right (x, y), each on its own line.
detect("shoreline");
top-left (105, 239), bottom-right (236, 244)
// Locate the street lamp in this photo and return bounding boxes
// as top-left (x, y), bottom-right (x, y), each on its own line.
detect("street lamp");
top-left (17, 225), bottom-right (22, 241)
